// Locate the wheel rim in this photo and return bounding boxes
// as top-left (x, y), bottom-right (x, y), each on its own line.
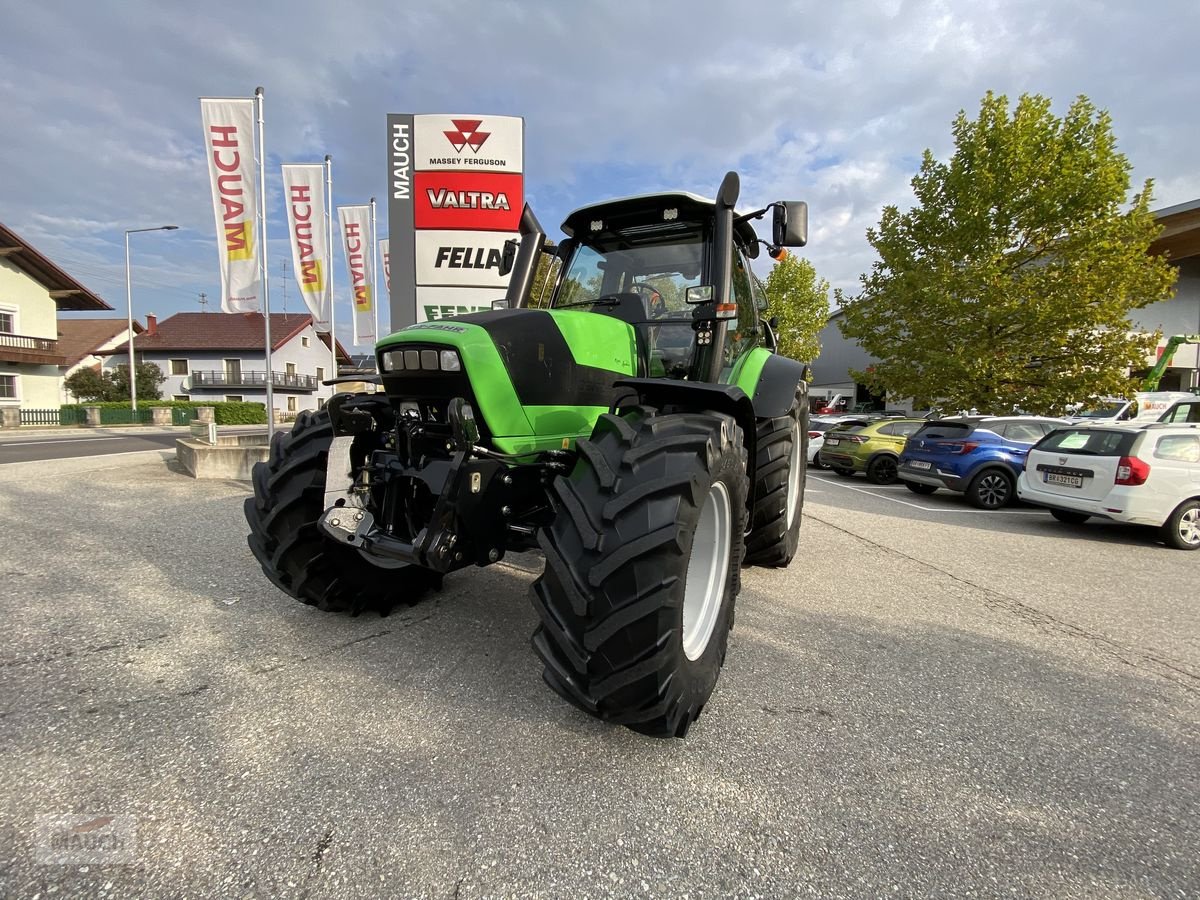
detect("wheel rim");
top-left (1179, 507), bottom-right (1200, 547)
top-left (682, 480), bottom-right (732, 661)
top-left (786, 422), bottom-right (802, 528)
top-left (875, 457), bottom-right (897, 482)
top-left (977, 473), bottom-right (1010, 507)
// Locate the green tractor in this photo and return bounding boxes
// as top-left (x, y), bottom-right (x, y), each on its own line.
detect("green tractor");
top-left (245, 172), bottom-right (811, 737)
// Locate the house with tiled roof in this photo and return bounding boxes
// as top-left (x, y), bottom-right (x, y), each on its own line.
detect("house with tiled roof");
top-left (57, 317), bottom-right (144, 402)
top-left (103, 311), bottom-right (351, 416)
top-left (0, 222), bottom-right (113, 411)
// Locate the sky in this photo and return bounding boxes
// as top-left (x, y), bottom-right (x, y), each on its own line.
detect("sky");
top-left (2, 0), bottom-right (1197, 352)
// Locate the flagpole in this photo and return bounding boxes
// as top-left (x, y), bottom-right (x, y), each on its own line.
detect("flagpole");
top-left (256, 86), bottom-right (275, 442)
top-left (325, 155), bottom-right (337, 391)
top-left (369, 197), bottom-right (379, 345)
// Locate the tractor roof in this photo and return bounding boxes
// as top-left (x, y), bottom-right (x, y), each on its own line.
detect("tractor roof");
top-left (561, 191), bottom-right (760, 246)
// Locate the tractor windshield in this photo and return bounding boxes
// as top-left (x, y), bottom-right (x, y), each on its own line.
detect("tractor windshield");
top-left (554, 235), bottom-right (705, 378)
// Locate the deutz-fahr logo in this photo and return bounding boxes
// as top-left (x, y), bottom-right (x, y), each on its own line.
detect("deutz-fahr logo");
top-left (444, 119), bottom-right (490, 154)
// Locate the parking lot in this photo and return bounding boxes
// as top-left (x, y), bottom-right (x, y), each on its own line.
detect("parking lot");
top-left (1, 452), bottom-right (1197, 898)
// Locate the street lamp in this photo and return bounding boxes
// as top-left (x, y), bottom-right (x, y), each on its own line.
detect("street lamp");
top-left (125, 225), bottom-right (177, 411)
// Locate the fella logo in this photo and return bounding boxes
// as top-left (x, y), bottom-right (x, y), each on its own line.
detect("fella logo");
top-left (444, 119), bottom-right (490, 154)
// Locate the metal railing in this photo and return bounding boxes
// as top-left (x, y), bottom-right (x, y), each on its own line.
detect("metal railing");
top-left (191, 370), bottom-right (318, 391)
top-left (0, 332), bottom-right (62, 364)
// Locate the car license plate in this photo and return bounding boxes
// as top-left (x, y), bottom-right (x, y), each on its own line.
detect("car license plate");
top-left (1045, 472), bottom-right (1083, 488)
top-left (825, 438), bottom-right (840, 446)
top-left (907, 460), bottom-right (931, 470)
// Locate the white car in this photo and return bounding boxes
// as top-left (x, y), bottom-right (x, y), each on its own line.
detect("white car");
top-left (1017, 422), bottom-right (1200, 550)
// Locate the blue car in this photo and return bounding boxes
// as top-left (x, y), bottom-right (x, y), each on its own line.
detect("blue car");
top-left (897, 416), bottom-right (1067, 509)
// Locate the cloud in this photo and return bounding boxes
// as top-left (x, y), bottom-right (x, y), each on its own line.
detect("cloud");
top-left (0, 0), bottom-right (1196, 330)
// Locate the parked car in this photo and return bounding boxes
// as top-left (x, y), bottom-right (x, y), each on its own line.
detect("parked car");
top-left (897, 416), bottom-right (1067, 509)
top-left (820, 418), bottom-right (926, 484)
top-left (1017, 422), bottom-right (1200, 550)
top-left (807, 415), bottom-right (868, 469)
top-left (1157, 397), bottom-right (1200, 425)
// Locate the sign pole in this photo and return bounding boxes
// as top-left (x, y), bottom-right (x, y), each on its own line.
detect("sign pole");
top-left (370, 197), bottom-right (379, 345)
top-left (325, 155), bottom-right (337, 384)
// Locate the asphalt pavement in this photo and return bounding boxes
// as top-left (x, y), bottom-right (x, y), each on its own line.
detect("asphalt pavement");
top-left (0, 453), bottom-right (1196, 898)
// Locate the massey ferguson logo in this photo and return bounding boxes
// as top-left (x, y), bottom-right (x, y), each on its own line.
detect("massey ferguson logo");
top-left (444, 119), bottom-right (490, 154)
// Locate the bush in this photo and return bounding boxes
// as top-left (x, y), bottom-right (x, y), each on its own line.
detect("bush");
top-left (60, 400), bottom-right (268, 425)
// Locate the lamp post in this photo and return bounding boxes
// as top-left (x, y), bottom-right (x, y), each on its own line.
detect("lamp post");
top-left (125, 225), bottom-right (177, 411)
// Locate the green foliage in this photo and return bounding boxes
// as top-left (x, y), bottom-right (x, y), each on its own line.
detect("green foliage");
top-left (837, 91), bottom-right (1178, 414)
top-left (63, 362), bottom-right (167, 402)
top-left (764, 253), bottom-right (830, 363)
top-left (60, 400), bottom-right (267, 424)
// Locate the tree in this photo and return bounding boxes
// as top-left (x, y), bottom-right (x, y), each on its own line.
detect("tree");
top-left (63, 366), bottom-right (111, 402)
top-left (63, 361), bottom-right (167, 402)
top-left (763, 253), bottom-right (830, 363)
top-left (837, 92), bottom-right (1177, 414)
top-left (110, 362), bottom-right (167, 401)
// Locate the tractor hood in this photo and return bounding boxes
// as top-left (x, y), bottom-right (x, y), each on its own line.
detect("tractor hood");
top-left (376, 309), bottom-right (639, 453)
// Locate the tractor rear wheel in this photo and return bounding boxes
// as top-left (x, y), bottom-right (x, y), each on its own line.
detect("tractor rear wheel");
top-left (744, 392), bottom-right (805, 567)
top-left (244, 410), bottom-right (442, 615)
top-left (532, 407), bottom-right (748, 738)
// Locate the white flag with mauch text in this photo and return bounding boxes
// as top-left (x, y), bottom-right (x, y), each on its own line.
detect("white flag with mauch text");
top-left (338, 205), bottom-right (374, 345)
top-left (281, 164), bottom-right (331, 331)
top-left (379, 239), bottom-right (390, 293)
top-left (200, 98), bottom-right (260, 312)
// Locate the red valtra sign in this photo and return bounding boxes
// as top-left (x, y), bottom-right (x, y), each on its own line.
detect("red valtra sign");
top-left (413, 172), bottom-right (523, 231)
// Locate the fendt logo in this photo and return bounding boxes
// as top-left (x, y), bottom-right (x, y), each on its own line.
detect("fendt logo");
top-left (443, 119), bottom-right (490, 154)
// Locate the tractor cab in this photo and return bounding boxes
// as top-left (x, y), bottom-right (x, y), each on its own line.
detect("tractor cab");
top-left (549, 192), bottom-right (766, 381)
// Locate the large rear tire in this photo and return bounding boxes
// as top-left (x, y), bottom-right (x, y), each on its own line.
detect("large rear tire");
top-left (244, 410), bottom-right (442, 615)
top-left (531, 407), bottom-right (748, 738)
top-left (744, 393), bottom-right (806, 567)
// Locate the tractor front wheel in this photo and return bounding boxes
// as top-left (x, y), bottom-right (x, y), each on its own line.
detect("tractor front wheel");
top-left (744, 391), bottom-right (805, 567)
top-left (244, 410), bottom-right (442, 615)
top-left (532, 407), bottom-right (748, 738)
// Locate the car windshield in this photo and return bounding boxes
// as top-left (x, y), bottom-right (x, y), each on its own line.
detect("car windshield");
top-left (1036, 428), bottom-right (1135, 456)
top-left (556, 239), bottom-right (704, 315)
top-left (913, 422), bottom-right (972, 439)
top-left (1072, 402), bottom-right (1126, 418)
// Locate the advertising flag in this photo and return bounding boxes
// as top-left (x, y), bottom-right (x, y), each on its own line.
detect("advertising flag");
top-left (281, 164), bottom-right (332, 331)
top-left (200, 98), bottom-right (260, 312)
top-left (379, 239), bottom-right (390, 293)
top-left (338, 205), bottom-right (374, 345)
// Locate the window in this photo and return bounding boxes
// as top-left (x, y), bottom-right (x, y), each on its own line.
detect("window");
top-left (1154, 434), bottom-right (1200, 463)
top-left (172, 394), bottom-right (188, 402)
top-left (169, 359), bottom-right (188, 376)
top-left (285, 362), bottom-right (296, 377)
top-left (302, 336), bottom-right (310, 348)
top-left (226, 395), bottom-right (244, 403)
top-left (1000, 422), bottom-right (1045, 443)
top-left (287, 396), bottom-right (297, 412)
top-left (0, 374), bottom-right (16, 400)
top-left (316, 366), bottom-right (325, 382)
top-left (0, 310), bottom-right (14, 334)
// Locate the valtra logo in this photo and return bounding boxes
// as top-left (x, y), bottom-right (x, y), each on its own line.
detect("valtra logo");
top-left (443, 120), bottom-right (490, 154)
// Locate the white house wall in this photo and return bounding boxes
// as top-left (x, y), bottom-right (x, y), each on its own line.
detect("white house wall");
top-left (0, 256), bottom-right (67, 409)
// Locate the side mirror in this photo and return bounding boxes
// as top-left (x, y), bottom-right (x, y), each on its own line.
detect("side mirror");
top-left (686, 285), bottom-right (714, 305)
top-left (498, 238), bottom-right (519, 277)
top-left (772, 201), bottom-right (808, 248)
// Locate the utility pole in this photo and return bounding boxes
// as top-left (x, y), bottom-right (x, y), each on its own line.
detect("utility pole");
top-left (280, 260), bottom-right (289, 315)
top-left (198, 291), bottom-right (209, 312)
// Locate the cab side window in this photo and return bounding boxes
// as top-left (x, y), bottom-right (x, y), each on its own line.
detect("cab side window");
top-left (725, 248), bottom-right (759, 366)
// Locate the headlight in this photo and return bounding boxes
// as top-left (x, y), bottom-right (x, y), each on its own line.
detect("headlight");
top-left (440, 349), bottom-right (462, 372)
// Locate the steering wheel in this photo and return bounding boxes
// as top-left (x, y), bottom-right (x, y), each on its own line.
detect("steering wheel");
top-left (628, 282), bottom-right (668, 318)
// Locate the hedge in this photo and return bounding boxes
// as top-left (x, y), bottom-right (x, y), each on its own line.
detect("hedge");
top-left (61, 400), bottom-right (268, 425)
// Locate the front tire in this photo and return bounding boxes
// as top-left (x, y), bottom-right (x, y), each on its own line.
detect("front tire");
top-left (1162, 499), bottom-right (1200, 550)
top-left (531, 407), bottom-right (748, 738)
top-left (244, 410), bottom-right (442, 615)
top-left (745, 392), bottom-right (806, 567)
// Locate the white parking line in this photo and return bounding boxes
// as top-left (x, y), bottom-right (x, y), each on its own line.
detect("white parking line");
top-left (0, 436), bottom-right (130, 447)
top-left (809, 474), bottom-right (1042, 514)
